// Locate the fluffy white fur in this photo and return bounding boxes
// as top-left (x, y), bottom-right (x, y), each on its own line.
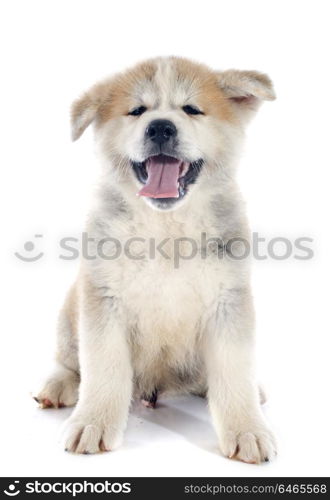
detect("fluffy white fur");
top-left (35, 57), bottom-right (276, 463)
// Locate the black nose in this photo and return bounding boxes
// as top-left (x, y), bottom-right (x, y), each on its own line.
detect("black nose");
top-left (145, 119), bottom-right (177, 145)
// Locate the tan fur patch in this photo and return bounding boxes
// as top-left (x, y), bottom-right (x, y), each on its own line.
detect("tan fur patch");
top-left (97, 60), bottom-right (158, 123)
top-left (170, 57), bottom-right (236, 122)
top-left (71, 57), bottom-right (275, 140)
top-left (91, 57), bottom-right (236, 125)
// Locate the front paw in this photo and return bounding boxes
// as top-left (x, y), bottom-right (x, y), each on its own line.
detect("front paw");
top-left (64, 412), bottom-right (123, 454)
top-left (220, 424), bottom-right (277, 464)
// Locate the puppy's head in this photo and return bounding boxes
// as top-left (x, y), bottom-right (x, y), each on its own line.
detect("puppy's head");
top-left (72, 57), bottom-right (275, 210)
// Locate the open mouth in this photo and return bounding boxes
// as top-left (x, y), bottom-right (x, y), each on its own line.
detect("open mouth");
top-left (131, 154), bottom-right (203, 201)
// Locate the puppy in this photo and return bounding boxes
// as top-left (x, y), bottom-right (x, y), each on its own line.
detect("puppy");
top-left (34, 57), bottom-right (276, 463)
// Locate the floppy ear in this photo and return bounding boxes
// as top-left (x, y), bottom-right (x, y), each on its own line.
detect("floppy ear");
top-left (217, 70), bottom-right (275, 120)
top-left (71, 81), bottom-right (112, 141)
top-left (71, 94), bottom-right (99, 141)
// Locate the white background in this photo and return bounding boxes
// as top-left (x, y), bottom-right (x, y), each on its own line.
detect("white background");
top-left (1, 0), bottom-right (329, 478)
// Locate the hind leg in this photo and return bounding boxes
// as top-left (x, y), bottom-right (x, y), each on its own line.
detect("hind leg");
top-left (34, 366), bottom-right (79, 409)
top-left (34, 284), bottom-right (80, 409)
top-left (259, 385), bottom-right (267, 405)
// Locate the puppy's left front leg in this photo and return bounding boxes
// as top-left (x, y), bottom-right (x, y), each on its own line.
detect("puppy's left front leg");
top-left (64, 291), bottom-right (132, 454)
top-left (205, 288), bottom-right (277, 464)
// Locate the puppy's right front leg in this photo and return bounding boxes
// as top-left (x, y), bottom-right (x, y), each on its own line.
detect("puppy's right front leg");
top-left (64, 289), bottom-right (132, 454)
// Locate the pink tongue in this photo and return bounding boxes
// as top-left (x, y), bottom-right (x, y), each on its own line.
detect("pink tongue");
top-left (138, 155), bottom-right (182, 198)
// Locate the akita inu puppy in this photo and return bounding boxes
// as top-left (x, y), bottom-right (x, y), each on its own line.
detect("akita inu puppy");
top-left (34, 57), bottom-right (276, 463)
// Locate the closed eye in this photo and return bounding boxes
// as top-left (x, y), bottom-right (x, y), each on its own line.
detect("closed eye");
top-left (128, 106), bottom-right (147, 116)
top-left (182, 105), bottom-right (204, 115)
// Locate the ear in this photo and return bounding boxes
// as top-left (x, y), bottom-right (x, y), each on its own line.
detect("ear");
top-left (70, 81), bottom-right (112, 141)
top-left (217, 70), bottom-right (276, 120)
top-left (71, 94), bottom-right (99, 141)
